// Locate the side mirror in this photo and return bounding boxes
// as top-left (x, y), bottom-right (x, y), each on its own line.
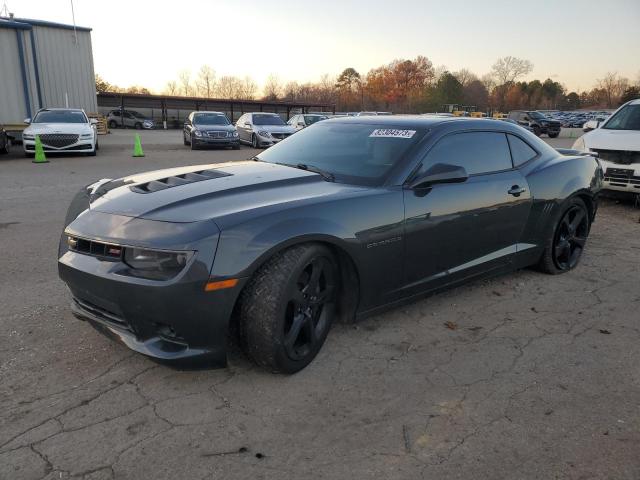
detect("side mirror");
top-left (408, 163), bottom-right (468, 189)
top-left (24, 118), bottom-right (31, 125)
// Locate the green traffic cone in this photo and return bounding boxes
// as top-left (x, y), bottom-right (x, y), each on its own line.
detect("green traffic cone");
top-left (33, 134), bottom-right (49, 163)
top-left (132, 134), bottom-right (145, 157)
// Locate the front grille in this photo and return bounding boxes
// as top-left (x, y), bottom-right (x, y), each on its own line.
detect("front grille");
top-left (68, 236), bottom-right (123, 259)
top-left (130, 168), bottom-right (231, 193)
top-left (206, 131), bottom-right (228, 138)
top-left (594, 149), bottom-right (640, 165)
top-left (603, 168), bottom-right (640, 189)
top-left (271, 133), bottom-right (291, 140)
top-left (73, 297), bottom-right (131, 331)
top-left (39, 134), bottom-right (79, 148)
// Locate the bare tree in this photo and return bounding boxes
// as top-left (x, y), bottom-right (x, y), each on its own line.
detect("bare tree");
top-left (453, 68), bottom-right (477, 87)
top-left (239, 76), bottom-right (258, 100)
top-left (196, 65), bottom-right (216, 98)
top-left (597, 72), bottom-right (630, 107)
top-left (216, 76), bottom-right (243, 99)
top-left (178, 70), bottom-right (193, 96)
top-left (263, 74), bottom-right (283, 100)
top-left (490, 56), bottom-right (533, 85)
top-left (480, 73), bottom-right (496, 93)
top-left (165, 81), bottom-right (178, 96)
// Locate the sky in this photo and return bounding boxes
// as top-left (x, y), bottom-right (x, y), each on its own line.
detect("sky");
top-left (8, 0), bottom-right (640, 94)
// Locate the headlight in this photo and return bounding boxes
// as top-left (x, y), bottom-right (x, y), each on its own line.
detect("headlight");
top-left (572, 137), bottom-right (586, 151)
top-left (123, 247), bottom-right (193, 280)
top-left (80, 133), bottom-right (93, 138)
top-left (257, 130), bottom-right (271, 137)
top-left (23, 134), bottom-right (35, 140)
top-left (193, 130), bottom-right (203, 137)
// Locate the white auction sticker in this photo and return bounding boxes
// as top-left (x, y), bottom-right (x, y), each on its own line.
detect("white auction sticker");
top-left (369, 129), bottom-right (416, 139)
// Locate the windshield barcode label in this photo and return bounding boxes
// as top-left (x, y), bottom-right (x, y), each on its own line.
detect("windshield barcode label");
top-left (369, 129), bottom-right (416, 139)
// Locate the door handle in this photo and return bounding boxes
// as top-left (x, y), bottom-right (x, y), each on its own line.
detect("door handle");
top-left (508, 185), bottom-right (526, 196)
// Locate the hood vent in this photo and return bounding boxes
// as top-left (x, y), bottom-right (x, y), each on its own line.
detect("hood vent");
top-left (130, 169), bottom-right (231, 193)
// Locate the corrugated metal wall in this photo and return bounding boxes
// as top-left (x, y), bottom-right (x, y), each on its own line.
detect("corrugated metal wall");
top-left (30, 26), bottom-right (97, 113)
top-left (0, 29), bottom-right (39, 124)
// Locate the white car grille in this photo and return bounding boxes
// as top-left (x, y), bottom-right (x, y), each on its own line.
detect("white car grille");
top-left (603, 168), bottom-right (640, 189)
top-left (40, 134), bottom-right (79, 148)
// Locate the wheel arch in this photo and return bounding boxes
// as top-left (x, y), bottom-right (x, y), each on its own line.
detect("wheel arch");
top-left (230, 235), bottom-right (361, 333)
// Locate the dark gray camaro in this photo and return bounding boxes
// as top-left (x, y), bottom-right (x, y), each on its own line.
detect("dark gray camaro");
top-left (58, 116), bottom-right (602, 373)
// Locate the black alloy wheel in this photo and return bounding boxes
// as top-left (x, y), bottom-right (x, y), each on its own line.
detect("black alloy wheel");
top-left (552, 204), bottom-right (589, 271)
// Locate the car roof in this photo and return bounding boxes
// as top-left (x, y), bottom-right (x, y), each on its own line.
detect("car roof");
top-left (324, 114), bottom-right (513, 130)
top-left (193, 111), bottom-right (226, 115)
top-left (249, 112), bottom-right (280, 115)
top-left (38, 108), bottom-right (84, 112)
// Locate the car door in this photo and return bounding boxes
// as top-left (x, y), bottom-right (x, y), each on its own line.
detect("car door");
top-left (123, 112), bottom-right (135, 128)
top-left (237, 115), bottom-right (250, 142)
top-left (402, 131), bottom-right (532, 292)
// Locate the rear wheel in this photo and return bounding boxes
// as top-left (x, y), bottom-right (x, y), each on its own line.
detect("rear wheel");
top-left (239, 244), bottom-right (338, 373)
top-left (537, 197), bottom-right (590, 274)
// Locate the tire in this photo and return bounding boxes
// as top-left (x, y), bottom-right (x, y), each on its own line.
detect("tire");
top-left (87, 146), bottom-right (97, 156)
top-left (537, 197), bottom-right (590, 274)
top-left (183, 133), bottom-right (189, 146)
top-left (135, 122), bottom-right (142, 130)
top-left (251, 134), bottom-right (259, 149)
top-left (548, 132), bottom-right (559, 138)
top-left (108, 120), bottom-right (117, 129)
top-left (532, 125), bottom-right (542, 137)
top-left (239, 243), bottom-right (338, 373)
top-left (190, 136), bottom-right (198, 150)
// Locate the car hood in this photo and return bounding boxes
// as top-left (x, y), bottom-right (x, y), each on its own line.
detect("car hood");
top-left (252, 124), bottom-right (296, 134)
top-left (25, 123), bottom-right (93, 135)
top-left (89, 161), bottom-right (365, 226)
top-left (582, 128), bottom-right (640, 151)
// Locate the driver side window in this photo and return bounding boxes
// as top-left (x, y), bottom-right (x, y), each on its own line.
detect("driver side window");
top-left (419, 132), bottom-right (513, 176)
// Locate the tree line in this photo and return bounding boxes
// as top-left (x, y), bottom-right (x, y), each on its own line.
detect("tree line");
top-left (96, 56), bottom-right (640, 112)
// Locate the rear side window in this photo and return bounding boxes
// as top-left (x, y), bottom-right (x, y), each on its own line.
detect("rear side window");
top-left (507, 134), bottom-right (537, 166)
top-left (423, 132), bottom-right (512, 175)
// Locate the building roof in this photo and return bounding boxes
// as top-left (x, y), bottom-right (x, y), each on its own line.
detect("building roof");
top-left (0, 16), bottom-right (91, 32)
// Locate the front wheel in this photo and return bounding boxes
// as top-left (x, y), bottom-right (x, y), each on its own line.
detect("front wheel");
top-left (0, 139), bottom-right (10, 154)
top-left (548, 132), bottom-right (559, 138)
top-left (135, 122), bottom-right (142, 130)
top-left (537, 197), bottom-right (590, 274)
top-left (190, 136), bottom-right (198, 150)
top-left (251, 134), bottom-right (259, 149)
top-left (108, 120), bottom-right (117, 129)
top-left (239, 244), bottom-right (338, 373)
top-left (533, 125), bottom-right (542, 137)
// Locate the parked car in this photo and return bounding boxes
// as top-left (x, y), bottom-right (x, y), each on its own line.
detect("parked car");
top-left (107, 110), bottom-right (155, 130)
top-left (183, 111), bottom-right (239, 150)
top-left (573, 99), bottom-right (640, 195)
top-left (508, 110), bottom-right (561, 137)
top-left (0, 126), bottom-right (11, 155)
top-left (287, 114), bottom-right (329, 131)
top-left (22, 108), bottom-right (98, 157)
top-left (236, 113), bottom-right (296, 148)
top-left (58, 116), bottom-right (601, 373)
top-left (495, 117), bottom-right (534, 132)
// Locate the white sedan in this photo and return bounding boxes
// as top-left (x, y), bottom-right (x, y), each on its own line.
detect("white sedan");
top-left (573, 99), bottom-right (640, 194)
top-left (23, 108), bottom-right (98, 157)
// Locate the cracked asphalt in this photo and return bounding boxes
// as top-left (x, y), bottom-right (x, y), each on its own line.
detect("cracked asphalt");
top-left (1, 130), bottom-right (639, 479)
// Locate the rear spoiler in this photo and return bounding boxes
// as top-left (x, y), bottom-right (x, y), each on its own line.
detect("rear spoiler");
top-left (556, 148), bottom-right (598, 158)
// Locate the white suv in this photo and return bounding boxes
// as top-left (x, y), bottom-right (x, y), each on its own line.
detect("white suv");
top-left (573, 99), bottom-right (640, 194)
top-left (23, 108), bottom-right (98, 157)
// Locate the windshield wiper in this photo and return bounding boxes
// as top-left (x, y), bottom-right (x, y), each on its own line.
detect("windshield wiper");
top-left (291, 163), bottom-right (335, 182)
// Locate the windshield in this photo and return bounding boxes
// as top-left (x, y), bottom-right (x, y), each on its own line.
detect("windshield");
top-left (194, 113), bottom-right (230, 125)
top-left (305, 115), bottom-right (328, 125)
top-left (603, 104), bottom-right (640, 131)
top-left (253, 114), bottom-right (286, 126)
top-left (529, 111), bottom-right (547, 120)
top-left (32, 110), bottom-right (87, 124)
top-left (256, 122), bottom-right (424, 186)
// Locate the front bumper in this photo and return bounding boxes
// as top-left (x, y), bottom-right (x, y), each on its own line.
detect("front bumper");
top-left (24, 140), bottom-right (94, 153)
top-left (193, 137), bottom-right (239, 147)
top-left (57, 212), bottom-right (242, 367)
top-left (601, 161), bottom-right (640, 193)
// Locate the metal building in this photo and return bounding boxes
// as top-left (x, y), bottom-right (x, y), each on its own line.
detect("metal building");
top-left (0, 16), bottom-right (97, 127)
